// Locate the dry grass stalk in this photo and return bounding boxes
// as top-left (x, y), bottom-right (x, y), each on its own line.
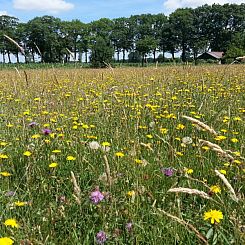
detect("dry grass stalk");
top-left (199, 139), bottom-right (234, 162)
top-left (4, 34), bottom-right (25, 55)
top-left (140, 142), bottom-right (154, 152)
top-left (70, 171), bottom-right (81, 205)
top-left (103, 155), bottom-right (112, 188)
top-left (182, 115), bottom-right (217, 136)
top-left (214, 170), bottom-right (239, 202)
top-left (168, 187), bottom-right (211, 200)
top-left (157, 208), bottom-right (208, 244)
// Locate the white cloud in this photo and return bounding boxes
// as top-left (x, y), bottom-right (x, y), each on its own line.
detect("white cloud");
top-left (13, 0), bottom-right (74, 13)
top-left (0, 10), bottom-right (8, 16)
top-left (163, 0), bottom-right (244, 13)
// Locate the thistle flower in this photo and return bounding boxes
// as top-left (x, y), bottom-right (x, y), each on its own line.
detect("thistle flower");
top-left (90, 188), bottom-right (104, 204)
top-left (42, 128), bottom-right (52, 135)
top-left (96, 231), bottom-right (107, 244)
top-left (161, 167), bottom-right (174, 177)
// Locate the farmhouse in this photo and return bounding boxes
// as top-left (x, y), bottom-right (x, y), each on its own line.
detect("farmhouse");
top-left (197, 52), bottom-right (224, 63)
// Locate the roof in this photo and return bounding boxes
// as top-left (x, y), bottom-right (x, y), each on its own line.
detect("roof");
top-left (197, 52), bottom-right (224, 60)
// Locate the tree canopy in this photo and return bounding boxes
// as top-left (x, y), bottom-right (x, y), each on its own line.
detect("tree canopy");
top-left (0, 3), bottom-right (244, 65)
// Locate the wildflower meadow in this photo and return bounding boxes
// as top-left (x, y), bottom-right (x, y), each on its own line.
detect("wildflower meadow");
top-left (0, 65), bottom-right (244, 244)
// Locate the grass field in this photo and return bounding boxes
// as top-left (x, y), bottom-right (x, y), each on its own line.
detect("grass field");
top-left (0, 65), bottom-right (244, 244)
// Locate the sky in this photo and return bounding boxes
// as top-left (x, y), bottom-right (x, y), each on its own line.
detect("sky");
top-left (0, 0), bottom-right (244, 23)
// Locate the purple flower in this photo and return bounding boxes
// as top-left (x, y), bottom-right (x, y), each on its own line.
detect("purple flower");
top-left (90, 189), bottom-right (104, 204)
top-left (5, 191), bottom-right (16, 197)
top-left (42, 128), bottom-right (52, 135)
top-left (161, 167), bottom-right (174, 177)
top-left (28, 122), bottom-right (38, 127)
top-left (96, 231), bottom-right (107, 244)
top-left (126, 222), bottom-right (133, 232)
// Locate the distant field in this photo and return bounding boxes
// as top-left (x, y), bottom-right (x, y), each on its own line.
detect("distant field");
top-left (0, 66), bottom-right (244, 244)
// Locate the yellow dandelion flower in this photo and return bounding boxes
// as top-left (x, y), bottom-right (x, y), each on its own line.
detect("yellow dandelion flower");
top-left (0, 237), bottom-right (14, 245)
top-left (135, 159), bottom-right (142, 164)
top-left (49, 162), bottom-right (58, 168)
top-left (66, 156), bottom-right (76, 161)
top-left (52, 150), bottom-right (61, 153)
top-left (233, 160), bottom-right (241, 165)
top-left (176, 124), bottom-right (185, 130)
top-left (146, 134), bottom-right (153, 139)
top-left (31, 134), bottom-right (41, 139)
top-left (233, 117), bottom-right (241, 121)
top-left (219, 169), bottom-right (227, 175)
top-left (115, 152), bottom-right (125, 157)
top-left (23, 151), bottom-right (32, 157)
top-left (14, 201), bottom-right (26, 207)
top-left (4, 219), bottom-right (19, 228)
top-left (231, 138), bottom-right (239, 143)
top-left (0, 154), bottom-right (8, 159)
top-left (176, 152), bottom-right (184, 156)
top-left (214, 135), bottom-right (227, 141)
top-left (210, 185), bottom-right (221, 194)
top-left (185, 168), bottom-right (193, 174)
top-left (101, 142), bottom-right (110, 147)
top-left (204, 209), bottom-right (223, 224)
top-left (0, 172), bottom-right (12, 177)
top-left (202, 146), bottom-right (210, 151)
top-left (160, 128), bottom-right (168, 134)
top-left (127, 190), bottom-right (135, 197)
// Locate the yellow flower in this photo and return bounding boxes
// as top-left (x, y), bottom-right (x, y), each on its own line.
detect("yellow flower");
top-left (49, 162), bottom-right (58, 168)
top-left (0, 237), bottom-right (14, 245)
top-left (14, 201), bottom-right (26, 207)
top-left (146, 134), bottom-right (153, 139)
top-left (4, 219), bottom-right (19, 228)
top-left (66, 156), bottom-right (76, 161)
top-left (160, 128), bottom-right (168, 134)
top-left (0, 154), bottom-right (8, 159)
top-left (204, 209), bottom-right (223, 224)
top-left (231, 138), bottom-right (239, 143)
top-left (23, 151), bottom-right (32, 157)
top-left (233, 160), bottom-right (241, 165)
top-left (0, 172), bottom-right (12, 177)
top-left (135, 159), bottom-right (142, 164)
top-left (31, 134), bottom-right (40, 139)
top-left (52, 150), bottom-right (61, 153)
top-left (185, 168), bottom-right (193, 174)
top-left (214, 135), bottom-right (227, 141)
top-left (115, 152), bottom-right (125, 157)
top-left (176, 152), bottom-right (184, 156)
top-left (219, 169), bottom-right (227, 175)
top-left (233, 116), bottom-right (241, 121)
top-left (101, 142), bottom-right (111, 147)
top-left (127, 190), bottom-right (135, 197)
top-left (210, 185), bottom-right (221, 194)
top-left (201, 146), bottom-right (210, 151)
top-left (176, 124), bottom-right (185, 130)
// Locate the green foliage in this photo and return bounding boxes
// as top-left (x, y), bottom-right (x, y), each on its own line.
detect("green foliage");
top-left (90, 36), bottom-right (114, 68)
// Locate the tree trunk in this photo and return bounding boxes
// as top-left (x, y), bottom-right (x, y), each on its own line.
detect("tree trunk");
top-left (122, 49), bottom-right (125, 63)
top-left (117, 50), bottom-right (120, 62)
top-left (85, 51), bottom-right (88, 63)
top-left (153, 49), bottom-right (156, 63)
top-left (7, 50), bottom-right (11, 63)
top-left (2, 51), bottom-right (5, 64)
top-left (171, 51), bottom-right (175, 60)
top-left (16, 51), bottom-right (19, 63)
top-left (32, 49), bottom-right (35, 62)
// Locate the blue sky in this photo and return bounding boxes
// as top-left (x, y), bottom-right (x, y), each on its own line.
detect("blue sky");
top-left (0, 0), bottom-right (244, 23)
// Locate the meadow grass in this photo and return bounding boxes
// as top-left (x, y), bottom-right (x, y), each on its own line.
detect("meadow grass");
top-left (0, 65), bottom-right (244, 244)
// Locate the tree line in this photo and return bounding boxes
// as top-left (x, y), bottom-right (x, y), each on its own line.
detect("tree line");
top-left (0, 3), bottom-right (244, 67)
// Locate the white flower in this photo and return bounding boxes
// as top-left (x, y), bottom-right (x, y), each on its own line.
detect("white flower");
top-left (88, 141), bottom-right (100, 150)
top-left (182, 136), bottom-right (193, 145)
